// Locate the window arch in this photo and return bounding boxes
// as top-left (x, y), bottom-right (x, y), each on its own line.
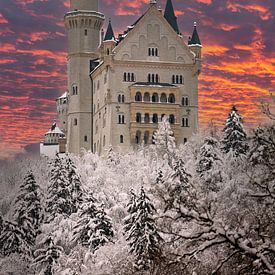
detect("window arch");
top-left (168, 93), bottom-right (175, 103)
top-left (144, 92), bottom-right (150, 102)
top-left (120, 135), bottom-right (124, 144)
top-left (136, 113), bottom-right (142, 123)
top-left (152, 114), bottom-right (158, 123)
top-left (135, 92), bottom-right (142, 102)
top-left (182, 96), bottom-right (189, 106)
top-left (135, 131), bottom-right (141, 144)
top-left (144, 113), bottom-right (150, 123)
top-left (182, 117), bottom-right (189, 127)
top-left (160, 93), bottom-right (167, 103)
top-left (152, 93), bottom-right (159, 103)
top-left (169, 114), bottom-right (175, 124)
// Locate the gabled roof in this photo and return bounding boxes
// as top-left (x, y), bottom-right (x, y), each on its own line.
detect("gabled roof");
top-left (164, 0), bottom-right (180, 34)
top-left (189, 23), bottom-right (201, 46)
top-left (104, 20), bottom-right (115, 41)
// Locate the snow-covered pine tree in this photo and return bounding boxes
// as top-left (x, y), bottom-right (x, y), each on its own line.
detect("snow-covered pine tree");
top-left (65, 156), bottom-right (83, 213)
top-left (73, 192), bottom-right (114, 252)
top-left (153, 116), bottom-right (176, 163)
top-left (124, 190), bottom-right (137, 234)
top-left (125, 187), bottom-right (162, 271)
top-left (221, 106), bottom-right (248, 157)
top-left (46, 154), bottom-right (72, 220)
top-left (13, 171), bottom-right (43, 245)
top-left (196, 137), bottom-right (223, 191)
top-left (33, 235), bottom-right (63, 275)
top-left (0, 219), bottom-right (31, 256)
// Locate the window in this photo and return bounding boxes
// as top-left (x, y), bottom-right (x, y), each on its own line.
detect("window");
top-left (169, 114), bottom-right (175, 124)
top-left (136, 113), bottom-right (142, 123)
top-left (152, 93), bottom-right (159, 103)
top-left (148, 73), bottom-right (159, 83)
top-left (135, 131), bottom-right (141, 144)
top-left (74, 118), bottom-right (77, 126)
top-left (84, 29), bottom-right (88, 36)
top-left (152, 114), bottom-right (158, 123)
top-left (135, 92), bottom-right (142, 102)
top-left (172, 74), bottom-right (184, 84)
top-left (148, 47), bottom-right (158, 56)
top-left (120, 135), bottom-right (124, 144)
top-left (131, 73), bottom-right (135, 82)
top-left (144, 113), bottom-right (150, 123)
top-left (144, 131), bottom-right (149, 144)
top-left (123, 72), bottom-right (135, 82)
top-left (84, 135), bottom-right (88, 142)
top-left (144, 92), bottom-right (150, 102)
top-left (118, 94), bottom-right (121, 103)
top-left (182, 117), bottom-right (189, 127)
top-left (168, 93), bottom-right (175, 103)
top-left (107, 48), bottom-right (110, 55)
top-left (184, 138), bottom-right (187, 143)
top-left (118, 114), bottom-right (125, 124)
top-left (72, 84), bottom-right (78, 95)
top-left (123, 72), bottom-right (127, 82)
top-left (122, 95), bottom-right (125, 103)
top-left (160, 93), bottom-right (167, 103)
top-left (182, 96), bottom-right (189, 106)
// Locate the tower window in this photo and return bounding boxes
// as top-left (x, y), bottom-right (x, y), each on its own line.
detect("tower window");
top-left (182, 117), bottom-right (189, 127)
top-left (72, 84), bottom-right (78, 95)
top-left (182, 96), bottom-right (189, 106)
top-left (148, 47), bottom-right (159, 57)
top-left (84, 29), bottom-right (88, 36)
top-left (123, 72), bottom-right (135, 82)
top-left (148, 73), bottom-right (159, 83)
top-left (118, 114), bottom-right (125, 124)
top-left (84, 135), bottom-right (88, 142)
top-left (172, 75), bottom-right (184, 84)
top-left (74, 118), bottom-right (78, 126)
top-left (120, 135), bottom-right (124, 144)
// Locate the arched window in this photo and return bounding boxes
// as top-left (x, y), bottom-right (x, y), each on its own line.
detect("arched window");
top-left (84, 135), bottom-right (88, 142)
top-left (84, 29), bottom-right (88, 36)
top-left (172, 75), bottom-right (175, 84)
top-left (152, 114), bottom-right (158, 123)
top-left (182, 117), bottom-right (189, 127)
top-left (72, 84), bottom-right (78, 95)
top-left (151, 74), bottom-right (155, 83)
top-left (156, 74), bottom-right (159, 83)
top-left (144, 131), bottom-right (149, 145)
top-left (176, 75), bottom-right (179, 84)
top-left (135, 131), bottom-right (141, 144)
top-left (127, 73), bottom-right (131, 82)
top-left (180, 75), bottom-right (183, 84)
top-left (135, 92), bottom-right (142, 102)
top-left (120, 135), bottom-right (124, 144)
top-left (122, 95), bottom-right (125, 103)
top-left (118, 94), bottom-right (121, 103)
top-left (131, 73), bottom-right (135, 82)
top-left (118, 114), bottom-right (125, 124)
top-left (123, 72), bottom-right (127, 82)
top-left (136, 113), bottom-right (142, 123)
top-left (144, 113), bottom-right (150, 123)
top-left (160, 93), bottom-right (167, 103)
top-left (144, 92), bottom-right (150, 102)
top-left (182, 96), bottom-right (189, 106)
top-left (168, 93), bottom-right (175, 103)
top-left (74, 118), bottom-right (78, 125)
top-left (155, 48), bottom-right (158, 56)
top-left (148, 48), bottom-right (151, 56)
top-left (169, 114), bottom-right (175, 124)
top-left (148, 74), bottom-right (151, 83)
top-left (152, 93), bottom-right (159, 103)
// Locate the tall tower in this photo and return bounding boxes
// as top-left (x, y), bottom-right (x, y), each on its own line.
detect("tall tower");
top-left (65, 0), bottom-right (104, 154)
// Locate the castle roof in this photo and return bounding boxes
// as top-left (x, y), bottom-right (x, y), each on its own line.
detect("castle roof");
top-left (46, 122), bottom-right (64, 135)
top-left (164, 0), bottom-right (180, 34)
top-left (57, 91), bottom-right (68, 99)
top-left (188, 23), bottom-right (201, 46)
top-left (104, 20), bottom-right (115, 41)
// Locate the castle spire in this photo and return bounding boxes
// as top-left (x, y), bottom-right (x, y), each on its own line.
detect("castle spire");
top-left (189, 22), bottom-right (201, 45)
top-left (104, 19), bottom-right (115, 41)
top-left (164, 0), bottom-right (180, 34)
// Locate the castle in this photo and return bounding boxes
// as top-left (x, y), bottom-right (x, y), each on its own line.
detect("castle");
top-left (41, 0), bottom-right (202, 156)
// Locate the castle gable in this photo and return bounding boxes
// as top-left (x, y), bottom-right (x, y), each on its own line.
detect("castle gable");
top-left (114, 6), bottom-right (194, 64)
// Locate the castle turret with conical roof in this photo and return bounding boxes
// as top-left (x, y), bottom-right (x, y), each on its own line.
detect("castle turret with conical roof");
top-left (164, 0), bottom-right (180, 34)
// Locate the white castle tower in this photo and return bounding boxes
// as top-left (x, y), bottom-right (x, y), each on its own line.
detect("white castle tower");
top-left (64, 0), bottom-right (105, 154)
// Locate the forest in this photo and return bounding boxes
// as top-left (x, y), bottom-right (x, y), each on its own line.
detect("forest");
top-left (0, 106), bottom-right (274, 275)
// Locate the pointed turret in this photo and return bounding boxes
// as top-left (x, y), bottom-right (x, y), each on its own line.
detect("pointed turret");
top-left (104, 19), bottom-right (115, 41)
top-left (164, 0), bottom-right (180, 34)
top-left (189, 22), bottom-right (201, 46)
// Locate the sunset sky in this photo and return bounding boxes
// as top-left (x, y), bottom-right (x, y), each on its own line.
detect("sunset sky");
top-left (0, 0), bottom-right (274, 159)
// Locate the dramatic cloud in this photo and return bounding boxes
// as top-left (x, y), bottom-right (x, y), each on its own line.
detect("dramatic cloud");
top-left (0, 0), bottom-right (274, 159)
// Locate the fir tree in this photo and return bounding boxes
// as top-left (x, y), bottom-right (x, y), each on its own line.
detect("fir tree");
top-left (124, 190), bottom-right (137, 233)
top-left (33, 235), bottom-right (63, 275)
top-left (153, 116), bottom-right (176, 161)
top-left (65, 156), bottom-right (83, 213)
top-left (222, 106), bottom-right (248, 157)
top-left (196, 137), bottom-right (223, 190)
top-left (46, 154), bottom-right (72, 220)
top-left (13, 171), bottom-right (43, 245)
top-left (0, 219), bottom-right (31, 256)
top-left (124, 187), bottom-right (162, 270)
top-left (73, 192), bottom-right (114, 252)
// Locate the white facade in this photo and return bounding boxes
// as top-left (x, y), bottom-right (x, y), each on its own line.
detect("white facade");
top-left (64, 0), bottom-right (202, 155)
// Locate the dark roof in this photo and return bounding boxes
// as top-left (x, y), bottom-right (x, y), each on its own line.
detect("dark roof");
top-left (133, 82), bottom-right (177, 87)
top-left (164, 0), bottom-right (180, 34)
top-left (189, 24), bottom-right (201, 45)
top-left (104, 20), bottom-right (115, 41)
